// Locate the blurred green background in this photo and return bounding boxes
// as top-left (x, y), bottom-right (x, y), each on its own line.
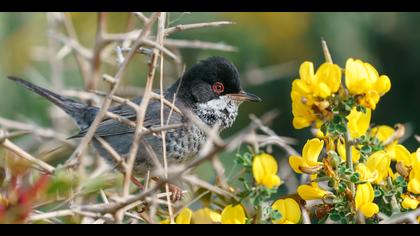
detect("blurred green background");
top-left (0, 13), bottom-right (419, 183)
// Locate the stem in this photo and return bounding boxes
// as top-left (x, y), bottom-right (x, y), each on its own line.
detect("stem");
top-left (387, 176), bottom-right (401, 213)
top-left (311, 176), bottom-right (331, 183)
top-left (344, 120), bottom-right (355, 195)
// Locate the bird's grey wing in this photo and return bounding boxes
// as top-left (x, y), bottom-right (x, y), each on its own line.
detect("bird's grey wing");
top-left (69, 98), bottom-right (183, 139)
top-left (106, 96), bottom-right (143, 119)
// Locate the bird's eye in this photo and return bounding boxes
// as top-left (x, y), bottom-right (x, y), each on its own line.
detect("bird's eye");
top-left (212, 82), bottom-right (224, 94)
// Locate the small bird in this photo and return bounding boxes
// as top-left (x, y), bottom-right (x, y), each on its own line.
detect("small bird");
top-left (8, 56), bottom-right (261, 201)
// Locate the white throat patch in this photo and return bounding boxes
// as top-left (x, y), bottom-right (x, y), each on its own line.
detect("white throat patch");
top-left (194, 95), bottom-right (240, 129)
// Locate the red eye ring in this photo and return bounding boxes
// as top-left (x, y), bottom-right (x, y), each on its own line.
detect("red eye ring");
top-left (212, 82), bottom-right (224, 94)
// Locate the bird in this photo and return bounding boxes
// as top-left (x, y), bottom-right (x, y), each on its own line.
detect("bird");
top-left (7, 56), bottom-right (261, 201)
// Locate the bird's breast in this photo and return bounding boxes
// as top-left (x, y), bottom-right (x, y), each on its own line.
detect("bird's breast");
top-left (166, 124), bottom-right (207, 163)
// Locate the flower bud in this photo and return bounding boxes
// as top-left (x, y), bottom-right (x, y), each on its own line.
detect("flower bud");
top-left (299, 165), bottom-right (323, 175)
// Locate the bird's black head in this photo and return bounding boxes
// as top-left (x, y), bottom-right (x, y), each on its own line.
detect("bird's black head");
top-left (174, 56), bottom-right (261, 105)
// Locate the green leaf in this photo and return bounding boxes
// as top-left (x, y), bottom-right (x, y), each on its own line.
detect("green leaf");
top-left (344, 168), bottom-right (353, 175)
top-left (336, 124), bottom-right (347, 134)
top-left (270, 209), bottom-right (282, 221)
top-left (340, 218), bottom-right (348, 224)
top-left (338, 182), bottom-right (347, 193)
top-left (361, 145), bottom-right (372, 154)
top-left (374, 189), bottom-right (382, 197)
top-left (356, 105), bottom-right (367, 113)
top-left (330, 213), bottom-right (341, 221)
top-left (350, 173), bottom-right (360, 183)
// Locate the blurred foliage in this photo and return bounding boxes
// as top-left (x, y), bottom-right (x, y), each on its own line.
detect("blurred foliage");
top-left (0, 12), bottom-right (419, 184)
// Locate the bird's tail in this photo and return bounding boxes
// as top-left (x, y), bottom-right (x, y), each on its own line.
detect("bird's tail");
top-left (7, 76), bottom-right (98, 130)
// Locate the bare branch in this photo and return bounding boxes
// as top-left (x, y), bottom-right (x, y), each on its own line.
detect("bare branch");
top-left (165, 39), bottom-right (237, 52)
top-left (132, 12), bottom-right (149, 23)
top-left (1, 137), bottom-right (55, 174)
top-left (164, 21), bottom-right (235, 36)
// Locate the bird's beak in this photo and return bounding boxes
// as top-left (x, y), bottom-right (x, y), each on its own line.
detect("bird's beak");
top-left (228, 91), bottom-right (262, 102)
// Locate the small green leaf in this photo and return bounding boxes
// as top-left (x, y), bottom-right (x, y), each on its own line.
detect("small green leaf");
top-left (336, 124), bottom-right (347, 134)
top-left (338, 182), bottom-right (347, 193)
top-left (361, 145), bottom-right (372, 154)
top-left (374, 189), bottom-right (382, 197)
top-left (340, 218), bottom-right (348, 224)
top-left (350, 173), bottom-right (360, 183)
top-left (330, 213), bottom-right (341, 221)
top-left (270, 209), bottom-right (282, 221)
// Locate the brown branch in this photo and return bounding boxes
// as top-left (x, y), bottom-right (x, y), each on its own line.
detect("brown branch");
top-left (0, 137), bottom-right (55, 174)
top-left (61, 13), bottom-right (91, 84)
top-left (88, 13), bottom-right (109, 91)
top-left (123, 12), bottom-right (163, 197)
top-left (164, 39), bottom-right (237, 52)
top-left (132, 12), bottom-right (149, 23)
top-left (164, 21), bottom-right (234, 36)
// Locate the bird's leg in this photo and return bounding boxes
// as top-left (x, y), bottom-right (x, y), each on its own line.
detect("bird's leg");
top-left (151, 177), bottom-right (183, 202)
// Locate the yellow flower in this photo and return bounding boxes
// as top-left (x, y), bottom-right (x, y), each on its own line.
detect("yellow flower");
top-left (370, 125), bottom-right (403, 160)
top-left (355, 183), bottom-right (379, 217)
top-left (337, 138), bottom-right (361, 163)
top-left (272, 198), bottom-right (301, 224)
top-left (192, 208), bottom-right (221, 224)
top-left (300, 61), bottom-right (342, 98)
top-left (418, 216), bottom-right (420, 224)
top-left (347, 107), bottom-right (371, 139)
top-left (297, 183), bottom-right (330, 200)
top-left (289, 138), bottom-right (324, 174)
top-left (221, 204), bottom-right (246, 224)
top-left (252, 153), bottom-right (281, 189)
top-left (355, 164), bottom-right (377, 183)
top-left (401, 195), bottom-right (420, 210)
top-left (345, 58), bottom-right (391, 110)
top-left (160, 208), bottom-right (193, 224)
top-left (175, 208), bottom-right (193, 224)
top-left (371, 125), bottom-right (395, 143)
top-left (393, 144), bottom-right (415, 166)
top-left (291, 61), bottom-right (341, 129)
top-left (412, 148), bottom-right (420, 163)
top-left (408, 161), bottom-right (420, 194)
top-left (313, 63), bottom-right (342, 98)
top-left (291, 80), bottom-right (316, 129)
top-left (365, 151), bottom-right (391, 184)
top-left (160, 219), bottom-right (170, 224)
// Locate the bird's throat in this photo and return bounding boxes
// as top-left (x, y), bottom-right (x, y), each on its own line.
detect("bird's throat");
top-left (193, 96), bottom-right (240, 130)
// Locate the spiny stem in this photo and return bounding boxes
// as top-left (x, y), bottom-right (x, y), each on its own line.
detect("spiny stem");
top-left (387, 176), bottom-right (401, 213)
top-left (321, 38), bottom-right (333, 64)
top-left (343, 121), bottom-right (355, 195)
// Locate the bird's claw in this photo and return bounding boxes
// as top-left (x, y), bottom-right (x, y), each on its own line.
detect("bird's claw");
top-left (168, 184), bottom-right (183, 202)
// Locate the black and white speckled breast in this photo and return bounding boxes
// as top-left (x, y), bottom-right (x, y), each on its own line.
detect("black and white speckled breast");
top-left (166, 96), bottom-right (240, 164)
top-left (166, 124), bottom-right (206, 163)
